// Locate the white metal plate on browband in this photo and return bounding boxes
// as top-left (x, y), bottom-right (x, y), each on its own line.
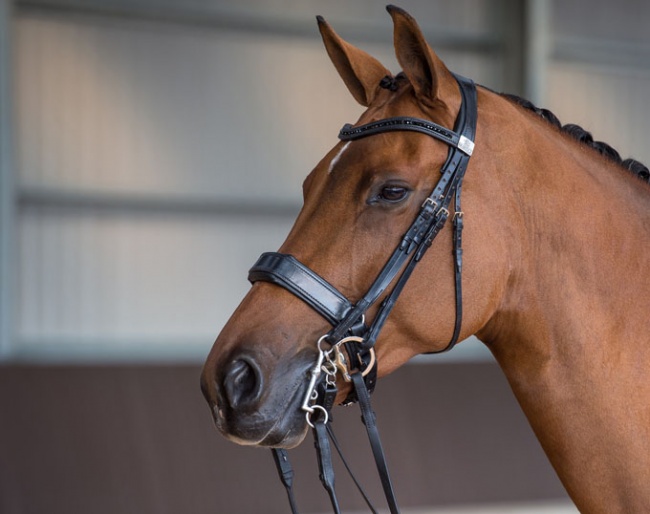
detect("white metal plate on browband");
top-left (458, 135), bottom-right (474, 156)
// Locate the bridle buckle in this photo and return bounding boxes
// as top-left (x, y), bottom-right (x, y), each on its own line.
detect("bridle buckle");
top-left (421, 197), bottom-right (438, 210)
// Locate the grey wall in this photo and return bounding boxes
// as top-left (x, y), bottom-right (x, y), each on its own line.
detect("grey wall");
top-left (4, 0), bottom-right (650, 361)
top-left (4, 0), bottom-right (515, 361)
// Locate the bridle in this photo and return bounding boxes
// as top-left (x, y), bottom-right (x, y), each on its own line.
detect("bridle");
top-left (247, 74), bottom-right (477, 513)
top-left (249, 73), bottom-right (476, 513)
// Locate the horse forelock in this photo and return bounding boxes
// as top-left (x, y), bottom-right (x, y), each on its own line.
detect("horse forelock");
top-left (369, 71), bottom-right (459, 133)
top-left (378, 71), bottom-right (409, 92)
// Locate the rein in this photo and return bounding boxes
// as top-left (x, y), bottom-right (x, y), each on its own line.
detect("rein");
top-left (248, 74), bottom-right (477, 513)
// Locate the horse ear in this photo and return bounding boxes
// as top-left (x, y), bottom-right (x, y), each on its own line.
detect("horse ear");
top-left (387, 5), bottom-right (458, 109)
top-left (317, 16), bottom-right (391, 107)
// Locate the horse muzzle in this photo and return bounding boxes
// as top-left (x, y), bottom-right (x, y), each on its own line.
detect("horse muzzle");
top-left (201, 346), bottom-right (315, 448)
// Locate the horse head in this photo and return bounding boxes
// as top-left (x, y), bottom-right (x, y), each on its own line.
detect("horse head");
top-left (200, 6), bottom-right (510, 449)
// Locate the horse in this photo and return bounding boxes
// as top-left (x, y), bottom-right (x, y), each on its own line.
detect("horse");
top-left (201, 5), bottom-right (650, 512)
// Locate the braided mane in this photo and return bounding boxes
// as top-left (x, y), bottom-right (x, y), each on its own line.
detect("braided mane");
top-left (502, 94), bottom-right (650, 184)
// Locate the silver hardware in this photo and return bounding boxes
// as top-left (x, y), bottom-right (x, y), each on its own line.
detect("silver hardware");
top-left (457, 135), bottom-right (474, 156)
top-left (301, 335), bottom-right (328, 416)
top-left (302, 326), bottom-right (376, 426)
top-left (421, 197), bottom-right (438, 210)
top-left (322, 352), bottom-right (339, 386)
top-left (306, 405), bottom-right (329, 428)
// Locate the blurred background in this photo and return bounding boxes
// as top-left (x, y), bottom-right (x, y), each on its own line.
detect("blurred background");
top-left (1, 0), bottom-right (648, 512)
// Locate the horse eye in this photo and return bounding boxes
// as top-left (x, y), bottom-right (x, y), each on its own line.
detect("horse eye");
top-left (379, 186), bottom-right (408, 202)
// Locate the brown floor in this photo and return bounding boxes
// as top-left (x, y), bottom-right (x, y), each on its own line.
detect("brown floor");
top-left (0, 361), bottom-right (569, 514)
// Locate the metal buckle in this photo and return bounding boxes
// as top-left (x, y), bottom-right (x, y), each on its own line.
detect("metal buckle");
top-left (421, 197), bottom-right (438, 210)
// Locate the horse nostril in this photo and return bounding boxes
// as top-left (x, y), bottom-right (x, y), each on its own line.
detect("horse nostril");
top-left (223, 357), bottom-right (263, 410)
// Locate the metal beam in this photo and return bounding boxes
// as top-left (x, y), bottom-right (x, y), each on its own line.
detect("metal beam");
top-left (496, 0), bottom-right (526, 97)
top-left (19, 186), bottom-right (302, 219)
top-left (0, 0), bottom-right (14, 358)
top-left (15, 0), bottom-right (502, 54)
top-left (522, 0), bottom-right (551, 105)
top-left (553, 35), bottom-right (650, 73)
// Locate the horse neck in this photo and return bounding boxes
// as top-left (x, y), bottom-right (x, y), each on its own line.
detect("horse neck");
top-left (487, 119), bottom-right (650, 354)
top-left (477, 98), bottom-right (650, 511)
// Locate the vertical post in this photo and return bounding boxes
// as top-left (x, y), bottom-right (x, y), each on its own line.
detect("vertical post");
top-left (499, 0), bottom-right (525, 98)
top-left (523, 0), bottom-right (551, 106)
top-left (0, 0), bottom-right (14, 359)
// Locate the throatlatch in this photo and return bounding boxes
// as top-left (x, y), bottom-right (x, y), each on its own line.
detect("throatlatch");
top-left (249, 74), bottom-right (477, 514)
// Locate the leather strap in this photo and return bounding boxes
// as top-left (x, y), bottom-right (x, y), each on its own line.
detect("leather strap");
top-left (249, 252), bottom-right (353, 326)
top-left (431, 73), bottom-right (476, 352)
top-left (325, 424), bottom-right (379, 513)
top-left (351, 373), bottom-right (400, 513)
top-left (271, 449), bottom-right (299, 514)
top-left (314, 421), bottom-right (341, 514)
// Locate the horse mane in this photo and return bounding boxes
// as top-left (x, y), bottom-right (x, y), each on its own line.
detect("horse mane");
top-left (501, 93), bottom-right (650, 184)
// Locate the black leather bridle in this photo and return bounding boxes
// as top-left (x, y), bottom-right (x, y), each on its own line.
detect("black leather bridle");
top-left (248, 74), bottom-right (477, 514)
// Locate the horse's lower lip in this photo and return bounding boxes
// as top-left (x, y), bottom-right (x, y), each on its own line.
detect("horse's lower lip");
top-left (258, 419), bottom-right (309, 448)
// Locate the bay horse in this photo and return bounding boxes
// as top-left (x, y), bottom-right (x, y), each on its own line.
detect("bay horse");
top-left (201, 5), bottom-right (650, 512)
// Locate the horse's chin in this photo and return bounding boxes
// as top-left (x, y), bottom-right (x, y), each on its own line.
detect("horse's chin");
top-left (223, 419), bottom-right (310, 449)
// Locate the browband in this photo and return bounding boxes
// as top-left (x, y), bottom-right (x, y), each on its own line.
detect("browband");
top-left (339, 116), bottom-right (474, 156)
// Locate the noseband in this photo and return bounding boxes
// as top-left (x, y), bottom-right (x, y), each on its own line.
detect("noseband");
top-left (248, 75), bottom-right (477, 513)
